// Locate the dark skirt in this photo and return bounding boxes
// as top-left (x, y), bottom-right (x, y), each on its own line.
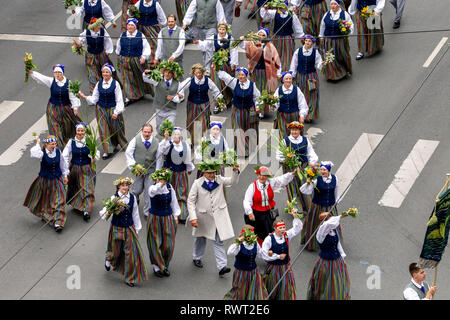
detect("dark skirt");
top-left (244, 209), bottom-right (274, 241)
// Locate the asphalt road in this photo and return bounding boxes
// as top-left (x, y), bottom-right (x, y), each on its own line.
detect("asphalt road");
top-left (0, 0), bottom-right (449, 300)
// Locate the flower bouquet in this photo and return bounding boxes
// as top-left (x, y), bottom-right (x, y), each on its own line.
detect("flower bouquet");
top-left (283, 197), bottom-right (304, 219)
top-left (266, 0), bottom-right (288, 10)
top-left (338, 19), bottom-right (352, 35)
top-left (102, 196), bottom-right (129, 220)
top-left (257, 90), bottom-right (280, 111)
top-left (235, 228), bottom-right (258, 245)
top-left (340, 207), bottom-right (359, 218)
top-left (159, 119), bottom-right (175, 137)
top-left (304, 164), bottom-right (321, 180)
top-left (24, 52), bottom-right (39, 83)
top-left (360, 6), bottom-right (374, 20)
top-left (215, 97), bottom-right (227, 112)
top-left (68, 80), bottom-right (82, 98)
top-left (128, 5), bottom-right (141, 19)
top-left (270, 132), bottom-right (307, 181)
top-left (63, 0), bottom-right (82, 10)
top-left (219, 149), bottom-right (238, 167)
top-left (158, 60), bottom-right (184, 80)
top-left (84, 122), bottom-right (100, 170)
top-left (150, 168), bottom-right (173, 182)
top-left (131, 163), bottom-right (147, 177)
top-left (71, 39), bottom-right (87, 56)
top-left (231, 30), bottom-right (260, 49)
top-left (197, 158), bottom-right (222, 173)
top-left (147, 69), bottom-right (163, 83)
top-left (321, 49), bottom-right (335, 73)
top-left (212, 49), bottom-right (229, 69)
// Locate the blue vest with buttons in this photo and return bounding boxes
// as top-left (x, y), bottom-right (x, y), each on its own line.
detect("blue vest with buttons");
top-left (164, 142), bottom-right (187, 172)
top-left (255, 51), bottom-right (265, 70)
top-left (214, 34), bottom-right (231, 52)
top-left (268, 234), bottom-right (289, 265)
top-left (111, 193), bottom-right (135, 228)
top-left (49, 79), bottom-right (71, 106)
top-left (39, 148), bottom-right (62, 179)
top-left (318, 231), bottom-right (341, 260)
top-left (149, 183), bottom-right (173, 216)
top-left (86, 28), bottom-right (104, 54)
top-left (139, 0), bottom-right (158, 26)
top-left (357, 0), bottom-right (377, 11)
top-left (297, 48), bottom-right (317, 74)
top-left (274, 12), bottom-right (293, 36)
top-left (188, 77), bottom-right (210, 104)
top-left (278, 86), bottom-right (298, 114)
top-left (324, 10), bottom-right (346, 37)
top-left (83, 0), bottom-right (103, 24)
top-left (284, 136), bottom-right (308, 165)
top-left (257, 0), bottom-right (266, 7)
top-left (312, 174), bottom-right (337, 206)
top-left (305, 0), bottom-right (326, 5)
top-left (234, 244), bottom-right (257, 271)
top-left (97, 79), bottom-right (116, 108)
top-left (70, 139), bottom-right (91, 166)
top-left (232, 81), bottom-right (254, 109)
top-left (119, 31), bottom-right (143, 57)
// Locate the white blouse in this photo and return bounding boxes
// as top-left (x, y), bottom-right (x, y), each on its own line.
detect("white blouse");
top-left (62, 137), bottom-right (100, 166)
top-left (148, 183), bottom-right (181, 218)
top-left (227, 242), bottom-right (264, 259)
top-left (319, 9), bottom-right (354, 38)
top-left (99, 191), bottom-right (142, 232)
top-left (115, 30), bottom-right (151, 60)
top-left (299, 175), bottom-right (340, 204)
top-left (273, 84), bottom-right (309, 118)
top-left (179, 76), bottom-right (223, 101)
top-left (196, 33), bottom-right (239, 67)
top-left (85, 78), bottom-right (124, 114)
top-left (74, 0), bottom-right (115, 22)
top-left (260, 8), bottom-right (305, 38)
top-left (30, 144), bottom-right (69, 177)
top-left (217, 71), bottom-right (261, 107)
top-left (131, 1), bottom-right (167, 27)
top-left (261, 218), bottom-right (303, 261)
top-left (155, 25), bottom-right (186, 60)
top-left (183, 0), bottom-right (227, 26)
top-left (125, 134), bottom-right (164, 170)
top-left (78, 28), bottom-right (114, 54)
top-left (159, 139), bottom-right (195, 172)
top-left (289, 47), bottom-right (324, 76)
top-left (275, 135), bottom-right (319, 164)
top-left (316, 215), bottom-right (346, 258)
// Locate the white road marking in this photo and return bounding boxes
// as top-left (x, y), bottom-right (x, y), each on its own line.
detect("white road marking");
top-left (423, 37), bottom-right (448, 68)
top-left (0, 101), bottom-right (23, 125)
top-left (378, 139), bottom-right (439, 208)
top-left (104, 12), bottom-right (122, 29)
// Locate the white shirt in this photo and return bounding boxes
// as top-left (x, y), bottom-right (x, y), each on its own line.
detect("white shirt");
top-left (78, 28), bottom-right (114, 54)
top-left (319, 9), bottom-right (354, 38)
top-left (85, 78), bottom-right (124, 114)
top-left (62, 137), bottom-right (100, 167)
top-left (30, 144), bottom-right (69, 178)
top-left (155, 25), bottom-right (186, 60)
top-left (217, 71), bottom-right (261, 107)
top-left (142, 74), bottom-right (185, 104)
top-left (316, 216), bottom-right (346, 258)
top-left (348, 0), bottom-right (385, 15)
top-left (196, 33), bottom-right (239, 67)
top-left (74, 0), bottom-right (115, 22)
top-left (403, 278), bottom-right (430, 300)
top-left (179, 76), bottom-right (223, 101)
top-left (30, 72), bottom-right (81, 109)
top-left (243, 173), bottom-right (295, 215)
top-left (260, 8), bottom-right (305, 38)
top-left (131, 1), bottom-right (167, 27)
top-left (99, 191), bottom-right (142, 232)
top-left (125, 134), bottom-right (164, 170)
top-left (261, 218), bottom-right (303, 261)
top-left (148, 183), bottom-right (181, 219)
top-left (273, 84), bottom-right (309, 118)
top-left (159, 139), bottom-right (195, 172)
top-left (194, 134), bottom-right (230, 162)
top-left (115, 30), bottom-right (151, 60)
top-left (300, 174), bottom-right (340, 204)
top-left (227, 242), bottom-right (264, 259)
top-left (183, 0), bottom-right (227, 26)
top-left (289, 47), bottom-right (324, 77)
top-left (275, 135), bottom-right (319, 164)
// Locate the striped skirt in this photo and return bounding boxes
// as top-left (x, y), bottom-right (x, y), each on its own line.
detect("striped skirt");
top-left (85, 52), bottom-right (115, 93)
top-left (321, 37), bottom-right (352, 81)
top-left (170, 170), bottom-right (189, 221)
top-left (272, 35), bottom-right (295, 73)
top-left (139, 25), bottom-right (161, 63)
top-left (175, 0), bottom-right (192, 24)
top-left (232, 106), bottom-right (256, 157)
top-left (117, 55), bottom-right (151, 100)
top-left (283, 163), bottom-right (309, 213)
top-left (251, 68), bottom-right (270, 114)
top-left (121, 0), bottom-right (132, 32)
top-left (307, 256), bottom-right (351, 300)
top-left (273, 111), bottom-right (300, 139)
top-left (355, 11), bottom-right (384, 56)
top-left (23, 176), bottom-right (66, 227)
top-left (210, 63), bottom-right (233, 104)
top-left (95, 105), bottom-right (128, 154)
top-left (263, 263), bottom-right (297, 300)
top-left (46, 102), bottom-right (81, 150)
top-left (295, 72), bottom-right (319, 121)
top-left (298, 1), bottom-right (328, 37)
top-left (106, 225), bottom-right (148, 284)
top-left (186, 101), bottom-right (210, 145)
top-left (244, 0), bottom-right (257, 11)
top-left (301, 202), bottom-right (342, 251)
top-left (146, 213), bottom-right (177, 271)
top-left (224, 268), bottom-right (269, 300)
top-left (66, 163), bottom-right (96, 213)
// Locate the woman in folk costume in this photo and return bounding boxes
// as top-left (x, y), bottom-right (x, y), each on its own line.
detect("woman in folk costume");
top-left (291, 0), bottom-right (328, 37)
top-left (194, 21), bottom-right (238, 114)
top-left (348, 0), bottom-right (385, 60)
top-left (159, 128), bottom-right (195, 224)
top-left (241, 27), bottom-right (281, 119)
top-left (120, 0), bottom-right (136, 31)
top-left (319, 0), bottom-right (353, 81)
top-left (261, 215), bottom-right (303, 300)
top-left (217, 67), bottom-right (261, 158)
top-left (74, 0), bottom-right (116, 31)
top-left (147, 168), bottom-right (180, 278)
top-left (224, 225), bottom-right (269, 300)
top-left (243, 166), bottom-right (297, 245)
top-left (260, 1), bottom-right (305, 73)
top-left (272, 71), bottom-right (309, 138)
top-left (100, 177), bottom-right (148, 287)
top-left (23, 135), bottom-right (68, 233)
top-left (276, 121), bottom-right (318, 212)
top-left (79, 64), bottom-right (127, 160)
top-left (300, 161), bottom-right (343, 251)
top-left (130, 0), bottom-right (167, 64)
top-left (307, 212), bottom-right (350, 300)
top-left (28, 65), bottom-right (82, 150)
top-left (289, 35), bottom-right (323, 122)
top-left (175, 0), bottom-right (192, 25)
top-left (179, 64), bottom-right (223, 144)
top-left (116, 18), bottom-right (153, 106)
top-left (62, 123), bottom-right (100, 222)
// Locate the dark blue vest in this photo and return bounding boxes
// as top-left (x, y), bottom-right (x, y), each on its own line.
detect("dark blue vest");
top-left (139, 0), bottom-right (158, 26)
top-left (274, 12), bottom-right (293, 36)
top-left (86, 28), bottom-right (104, 55)
top-left (357, 0), bottom-right (377, 11)
top-left (111, 193), bottom-right (135, 228)
top-left (149, 184), bottom-right (173, 216)
top-left (49, 79), bottom-right (71, 106)
top-left (39, 148), bottom-right (62, 179)
top-left (257, 0), bottom-right (266, 8)
top-left (70, 139), bottom-right (91, 166)
top-left (305, 0), bottom-right (326, 5)
top-left (97, 79), bottom-right (117, 108)
top-left (297, 48), bottom-right (317, 74)
top-left (188, 77), bottom-right (210, 104)
top-left (119, 31), bottom-right (143, 57)
top-left (255, 51), bottom-right (265, 70)
top-left (232, 81), bottom-right (254, 109)
top-left (324, 10), bottom-right (346, 37)
top-left (234, 244), bottom-right (257, 271)
top-left (312, 174), bottom-right (337, 207)
top-left (284, 136), bottom-right (308, 165)
top-left (318, 231), bottom-right (341, 260)
top-left (163, 142), bottom-right (187, 172)
top-left (278, 86), bottom-right (298, 114)
top-left (268, 234), bottom-right (289, 265)
top-left (83, 0), bottom-right (103, 24)
top-left (214, 34), bottom-right (231, 52)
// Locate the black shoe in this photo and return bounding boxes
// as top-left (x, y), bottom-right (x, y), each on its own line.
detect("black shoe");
top-left (54, 225), bottom-right (63, 233)
top-left (162, 269), bottom-right (170, 277)
top-left (219, 266), bottom-right (231, 276)
top-left (102, 153), bottom-right (111, 160)
top-left (178, 219), bottom-right (186, 225)
top-left (193, 259), bottom-right (203, 268)
top-left (125, 281), bottom-right (135, 287)
top-left (356, 52), bottom-right (364, 60)
top-left (393, 21), bottom-right (400, 29)
top-left (83, 212), bottom-right (90, 222)
top-left (154, 270), bottom-right (164, 278)
top-left (105, 260), bottom-right (111, 271)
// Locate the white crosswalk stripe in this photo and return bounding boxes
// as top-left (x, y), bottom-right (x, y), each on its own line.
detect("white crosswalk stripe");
top-left (0, 101), bottom-right (23, 125)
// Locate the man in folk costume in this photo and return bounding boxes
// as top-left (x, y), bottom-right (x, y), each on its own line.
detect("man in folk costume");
top-left (188, 160), bottom-right (240, 276)
top-left (403, 263), bottom-right (437, 300)
top-left (154, 14), bottom-right (186, 69)
top-left (73, 0), bottom-right (116, 30)
top-left (125, 123), bottom-right (164, 218)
